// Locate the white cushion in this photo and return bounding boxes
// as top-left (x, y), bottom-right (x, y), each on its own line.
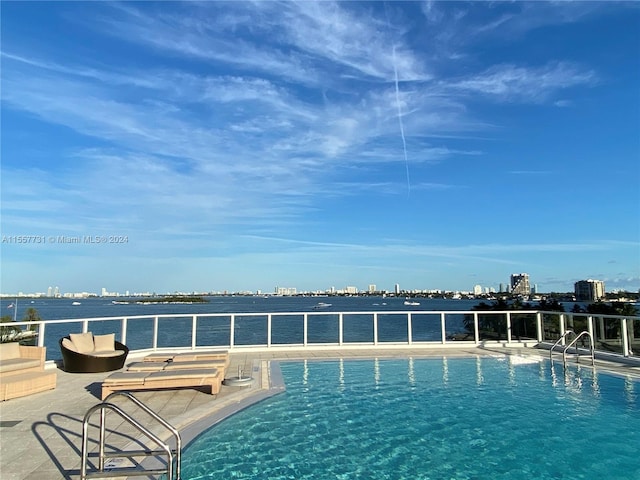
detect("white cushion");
top-left (70, 332), bottom-right (95, 354)
top-left (62, 338), bottom-right (78, 353)
top-left (93, 333), bottom-right (115, 352)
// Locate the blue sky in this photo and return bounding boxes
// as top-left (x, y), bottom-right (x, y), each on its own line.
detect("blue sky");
top-left (1, 1), bottom-right (639, 295)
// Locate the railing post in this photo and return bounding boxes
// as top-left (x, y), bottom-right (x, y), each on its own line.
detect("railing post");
top-left (440, 312), bottom-right (446, 344)
top-left (38, 322), bottom-right (46, 347)
top-left (587, 315), bottom-right (594, 344)
top-left (121, 318), bottom-right (128, 346)
top-left (230, 315), bottom-right (235, 348)
top-left (191, 315), bottom-right (197, 349)
top-left (407, 313), bottom-right (412, 345)
top-left (303, 313), bottom-right (308, 346)
top-left (339, 313), bottom-right (343, 346)
top-left (152, 316), bottom-right (159, 349)
top-left (373, 313), bottom-right (378, 345)
top-left (536, 312), bottom-right (542, 342)
top-left (82, 319), bottom-right (89, 333)
top-left (559, 314), bottom-right (566, 343)
top-left (267, 314), bottom-right (272, 348)
top-left (506, 312), bottom-right (512, 343)
top-left (474, 312), bottom-right (479, 344)
top-left (622, 318), bottom-right (630, 357)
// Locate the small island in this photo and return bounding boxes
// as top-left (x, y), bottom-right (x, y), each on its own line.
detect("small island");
top-left (136, 295), bottom-right (209, 304)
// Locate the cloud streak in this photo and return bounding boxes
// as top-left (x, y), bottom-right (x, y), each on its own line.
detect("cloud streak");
top-left (1, 1), bottom-right (637, 293)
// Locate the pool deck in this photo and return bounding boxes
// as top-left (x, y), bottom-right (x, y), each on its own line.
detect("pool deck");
top-left (2, 346), bottom-right (640, 480)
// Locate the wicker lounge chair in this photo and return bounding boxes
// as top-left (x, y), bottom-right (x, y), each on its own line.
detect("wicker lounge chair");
top-left (101, 368), bottom-right (222, 399)
top-left (59, 333), bottom-right (129, 373)
top-left (0, 343), bottom-right (57, 401)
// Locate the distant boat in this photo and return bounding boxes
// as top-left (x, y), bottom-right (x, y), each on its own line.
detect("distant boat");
top-left (111, 301), bottom-right (130, 305)
top-left (72, 301), bottom-right (82, 306)
top-left (404, 300), bottom-right (420, 306)
top-left (312, 302), bottom-right (332, 310)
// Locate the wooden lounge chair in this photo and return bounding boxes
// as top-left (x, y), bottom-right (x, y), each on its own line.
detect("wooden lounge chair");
top-left (142, 349), bottom-right (228, 363)
top-left (127, 359), bottom-right (228, 376)
top-left (101, 368), bottom-right (222, 400)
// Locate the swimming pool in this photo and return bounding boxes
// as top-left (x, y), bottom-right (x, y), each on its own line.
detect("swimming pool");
top-left (182, 356), bottom-right (640, 479)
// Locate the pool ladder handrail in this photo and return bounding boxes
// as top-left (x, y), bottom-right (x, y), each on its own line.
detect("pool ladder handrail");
top-left (550, 330), bottom-right (575, 360)
top-left (80, 391), bottom-right (182, 479)
top-left (562, 330), bottom-right (595, 369)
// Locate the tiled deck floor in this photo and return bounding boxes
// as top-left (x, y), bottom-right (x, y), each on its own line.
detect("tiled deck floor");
top-left (1, 347), bottom-right (639, 480)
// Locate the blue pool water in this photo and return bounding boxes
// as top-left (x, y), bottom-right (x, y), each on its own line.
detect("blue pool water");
top-left (182, 357), bottom-right (640, 480)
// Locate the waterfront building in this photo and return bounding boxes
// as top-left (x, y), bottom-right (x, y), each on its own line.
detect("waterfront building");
top-left (275, 287), bottom-right (297, 296)
top-left (394, 284), bottom-right (400, 295)
top-left (575, 279), bottom-right (605, 302)
top-left (368, 284), bottom-right (376, 293)
top-left (510, 273), bottom-right (530, 296)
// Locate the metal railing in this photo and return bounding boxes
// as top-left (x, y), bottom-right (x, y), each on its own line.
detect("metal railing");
top-left (549, 329), bottom-right (575, 360)
top-left (562, 331), bottom-right (595, 368)
top-left (4, 309), bottom-right (639, 362)
top-left (81, 391), bottom-right (182, 479)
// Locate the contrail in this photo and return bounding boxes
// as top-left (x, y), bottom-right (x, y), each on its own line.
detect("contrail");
top-left (391, 45), bottom-right (411, 197)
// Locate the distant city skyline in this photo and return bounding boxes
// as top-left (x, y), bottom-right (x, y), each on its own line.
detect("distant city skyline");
top-left (2, 2), bottom-right (639, 295)
top-left (2, 275), bottom-right (635, 299)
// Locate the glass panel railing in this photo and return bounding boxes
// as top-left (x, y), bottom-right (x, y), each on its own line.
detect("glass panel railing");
top-left (157, 316), bottom-right (191, 348)
top-left (307, 314), bottom-right (338, 344)
top-left (343, 313), bottom-right (374, 343)
top-left (476, 312), bottom-right (507, 341)
top-left (565, 314), bottom-right (590, 336)
top-left (592, 316), bottom-right (623, 354)
top-left (541, 313), bottom-right (561, 342)
top-left (195, 315), bottom-right (231, 347)
top-left (444, 313), bottom-right (467, 341)
top-left (509, 313), bottom-right (537, 341)
top-left (378, 314), bottom-right (408, 343)
top-left (412, 313), bottom-right (443, 342)
top-left (234, 315), bottom-right (267, 346)
top-left (271, 314), bottom-right (304, 345)
top-left (122, 317), bottom-right (154, 351)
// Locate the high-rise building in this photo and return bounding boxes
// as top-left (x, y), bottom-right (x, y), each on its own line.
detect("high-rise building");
top-left (394, 284), bottom-right (400, 295)
top-left (510, 274), bottom-right (530, 296)
top-left (575, 279), bottom-right (605, 302)
top-left (47, 286), bottom-right (52, 297)
top-left (368, 284), bottom-right (376, 293)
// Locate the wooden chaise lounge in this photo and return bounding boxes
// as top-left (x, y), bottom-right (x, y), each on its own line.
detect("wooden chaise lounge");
top-left (142, 349), bottom-right (228, 363)
top-left (101, 368), bottom-right (222, 400)
top-left (127, 358), bottom-right (229, 376)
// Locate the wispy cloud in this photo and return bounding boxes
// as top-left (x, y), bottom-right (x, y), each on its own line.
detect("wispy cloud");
top-left (446, 62), bottom-right (597, 103)
top-left (2, 1), bottom-right (636, 293)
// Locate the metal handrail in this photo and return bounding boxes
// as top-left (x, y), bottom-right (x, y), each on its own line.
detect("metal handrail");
top-left (550, 330), bottom-right (575, 360)
top-left (103, 391), bottom-right (182, 480)
top-left (562, 331), bottom-right (595, 368)
top-left (81, 397), bottom-right (179, 479)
